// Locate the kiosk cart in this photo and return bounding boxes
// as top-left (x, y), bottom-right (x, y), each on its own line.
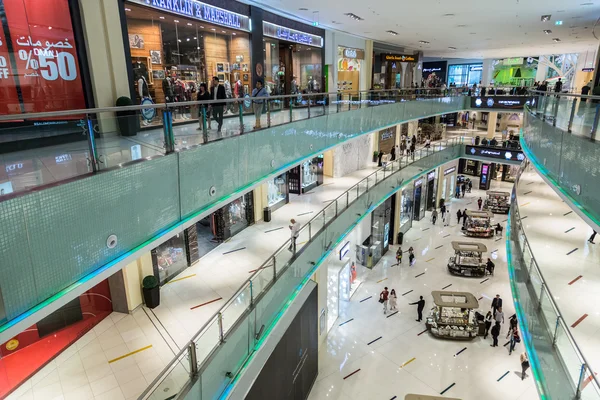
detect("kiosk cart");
top-left (447, 241), bottom-right (488, 277)
top-left (426, 291), bottom-right (480, 340)
top-left (483, 191), bottom-right (510, 214)
top-left (464, 210), bottom-right (494, 238)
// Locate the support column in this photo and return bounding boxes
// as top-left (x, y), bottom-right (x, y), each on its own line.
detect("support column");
top-left (364, 40), bottom-right (373, 90)
top-left (536, 60), bottom-right (549, 83)
top-left (487, 112), bottom-right (498, 138)
top-left (79, 0), bottom-right (130, 135)
top-left (481, 59), bottom-right (494, 86)
top-left (414, 51), bottom-right (423, 86)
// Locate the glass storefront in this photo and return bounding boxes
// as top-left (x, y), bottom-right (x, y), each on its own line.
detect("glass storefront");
top-left (268, 173), bottom-right (288, 211)
top-left (371, 197), bottom-right (392, 263)
top-left (288, 155), bottom-right (324, 194)
top-left (262, 21), bottom-right (323, 104)
top-left (124, 1), bottom-right (251, 127)
top-left (448, 64), bottom-right (482, 86)
top-left (337, 47), bottom-right (363, 95)
top-left (0, 0), bottom-right (91, 152)
top-left (413, 176), bottom-right (426, 221)
top-left (400, 186), bottom-right (414, 235)
top-left (152, 233), bottom-right (187, 285)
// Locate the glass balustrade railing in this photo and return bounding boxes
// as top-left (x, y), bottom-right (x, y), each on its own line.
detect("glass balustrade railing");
top-left (522, 90), bottom-right (600, 230)
top-left (507, 161), bottom-right (600, 400)
top-left (138, 138), bottom-right (463, 400)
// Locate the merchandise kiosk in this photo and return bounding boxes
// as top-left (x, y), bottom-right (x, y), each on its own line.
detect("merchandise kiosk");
top-left (464, 210), bottom-right (494, 238)
top-left (447, 242), bottom-right (488, 277)
top-left (426, 291), bottom-right (480, 340)
top-left (483, 191), bottom-right (510, 214)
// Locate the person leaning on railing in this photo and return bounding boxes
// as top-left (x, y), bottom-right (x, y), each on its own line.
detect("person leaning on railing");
top-left (251, 80), bottom-right (269, 130)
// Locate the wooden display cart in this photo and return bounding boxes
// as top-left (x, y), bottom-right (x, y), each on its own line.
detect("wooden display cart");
top-left (483, 191), bottom-right (510, 214)
top-left (447, 242), bottom-right (487, 277)
top-left (464, 210), bottom-right (494, 238)
top-left (425, 291), bottom-right (480, 340)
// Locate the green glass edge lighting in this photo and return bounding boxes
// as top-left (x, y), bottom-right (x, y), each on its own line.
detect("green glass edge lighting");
top-left (505, 208), bottom-right (549, 400)
top-left (520, 109), bottom-right (600, 229)
top-left (219, 151), bottom-right (458, 399)
top-left (0, 98), bottom-right (469, 336)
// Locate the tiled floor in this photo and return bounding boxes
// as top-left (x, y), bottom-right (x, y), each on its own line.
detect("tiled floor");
top-left (308, 177), bottom-right (538, 400)
top-left (515, 167), bottom-right (600, 380)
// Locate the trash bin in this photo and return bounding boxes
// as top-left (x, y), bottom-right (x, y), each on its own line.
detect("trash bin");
top-left (263, 207), bottom-right (271, 222)
top-left (397, 232), bottom-right (404, 245)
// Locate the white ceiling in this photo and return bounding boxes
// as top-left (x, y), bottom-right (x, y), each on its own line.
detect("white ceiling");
top-left (246, 0), bottom-right (600, 59)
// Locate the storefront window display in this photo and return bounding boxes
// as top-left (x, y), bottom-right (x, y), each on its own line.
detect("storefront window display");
top-left (413, 176), bottom-right (426, 221)
top-left (124, 1), bottom-right (251, 127)
top-left (152, 233), bottom-right (187, 285)
top-left (448, 64), bottom-right (482, 86)
top-left (268, 173), bottom-right (289, 211)
top-left (288, 155), bottom-right (324, 194)
top-left (0, 0), bottom-right (91, 151)
top-left (425, 170), bottom-right (437, 211)
top-left (263, 21), bottom-right (323, 104)
top-left (371, 197), bottom-right (393, 263)
top-left (400, 186), bottom-right (414, 235)
top-left (337, 47), bottom-right (363, 95)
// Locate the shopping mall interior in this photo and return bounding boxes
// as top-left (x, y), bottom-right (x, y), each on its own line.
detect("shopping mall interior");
top-left (0, 1), bottom-right (600, 400)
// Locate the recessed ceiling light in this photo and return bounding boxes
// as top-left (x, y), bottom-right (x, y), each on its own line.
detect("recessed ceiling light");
top-left (186, 38), bottom-right (190, 41)
top-left (553, 38), bottom-right (561, 42)
top-left (178, 39), bottom-right (181, 42)
top-left (555, 20), bottom-right (563, 25)
top-left (386, 30), bottom-right (398, 35)
top-left (125, 7), bottom-right (131, 11)
top-left (187, 23), bottom-right (193, 26)
top-left (48, 26), bottom-right (52, 30)
top-left (541, 15), bottom-right (551, 22)
top-left (299, 7), bottom-right (308, 10)
top-left (200, 26), bottom-right (204, 28)
top-left (193, 36), bottom-right (197, 39)
top-left (442, 13), bottom-right (455, 17)
top-left (331, 20), bottom-right (343, 24)
top-left (544, 29), bottom-right (552, 34)
top-left (174, 20), bottom-right (179, 23)
top-left (457, 24), bottom-right (467, 27)
top-left (581, 2), bottom-right (594, 5)
top-left (211, 28), bottom-right (216, 31)
top-left (159, 16), bottom-right (165, 19)
top-left (448, 46), bottom-right (457, 50)
top-left (222, 30), bottom-right (226, 33)
top-left (344, 13), bottom-right (364, 21)
top-left (419, 40), bottom-right (430, 44)
top-left (232, 33), bottom-right (236, 35)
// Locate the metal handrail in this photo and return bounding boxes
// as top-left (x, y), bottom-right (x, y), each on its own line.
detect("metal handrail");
top-left (139, 138), bottom-right (462, 400)
top-left (511, 170), bottom-right (600, 395)
top-left (528, 89), bottom-right (600, 100)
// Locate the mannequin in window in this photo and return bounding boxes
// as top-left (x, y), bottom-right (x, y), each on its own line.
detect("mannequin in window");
top-left (163, 77), bottom-right (174, 102)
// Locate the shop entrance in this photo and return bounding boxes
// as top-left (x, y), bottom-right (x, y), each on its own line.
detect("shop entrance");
top-left (413, 185), bottom-right (423, 220)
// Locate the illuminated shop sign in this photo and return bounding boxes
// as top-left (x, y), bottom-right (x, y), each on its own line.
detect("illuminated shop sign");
top-left (469, 65), bottom-right (483, 71)
top-left (471, 96), bottom-right (532, 109)
top-left (263, 22), bottom-right (323, 47)
top-left (423, 67), bottom-right (441, 73)
top-left (131, 0), bottom-right (251, 31)
top-left (414, 178), bottom-right (423, 187)
top-left (466, 146), bottom-right (525, 162)
top-left (444, 166), bottom-right (456, 175)
top-left (383, 54), bottom-right (418, 62)
top-left (341, 47), bottom-right (365, 59)
top-left (503, 57), bottom-right (523, 66)
top-left (427, 171), bottom-right (435, 180)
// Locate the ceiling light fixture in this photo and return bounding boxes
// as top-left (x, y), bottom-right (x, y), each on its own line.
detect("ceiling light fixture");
top-left (553, 38), bottom-right (561, 42)
top-left (448, 46), bottom-right (457, 50)
top-left (299, 7), bottom-right (308, 10)
top-left (555, 20), bottom-right (563, 25)
top-left (387, 30), bottom-right (398, 35)
top-left (125, 7), bottom-right (131, 11)
top-left (187, 23), bottom-right (193, 26)
top-left (544, 29), bottom-right (552, 34)
top-left (442, 13), bottom-right (455, 17)
top-left (193, 37), bottom-right (197, 39)
top-left (159, 16), bottom-right (165, 19)
top-left (581, 2), bottom-right (594, 5)
top-left (174, 19), bottom-right (179, 23)
top-left (541, 15), bottom-right (551, 22)
top-left (419, 40), bottom-right (430, 44)
top-left (344, 13), bottom-right (364, 21)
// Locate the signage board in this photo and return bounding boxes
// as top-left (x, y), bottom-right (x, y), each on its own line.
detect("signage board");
top-left (466, 146), bottom-right (525, 162)
top-left (582, 67), bottom-right (595, 72)
top-left (471, 96), bottom-right (532, 110)
top-left (132, 0), bottom-right (251, 31)
top-left (414, 178), bottom-right (423, 187)
top-left (503, 57), bottom-right (524, 66)
top-left (341, 47), bottom-right (365, 59)
top-left (427, 171), bottom-right (435, 181)
top-left (383, 54), bottom-right (418, 62)
top-left (263, 22), bottom-right (323, 47)
top-left (422, 61), bottom-right (447, 81)
top-left (444, 166), bottom-right (456, 175)
top-left (339, 241), bottom-right (350, 260)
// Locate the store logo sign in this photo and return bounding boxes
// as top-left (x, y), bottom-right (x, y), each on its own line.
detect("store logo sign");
top-left (263, 22), bottom-right (323, 47)
top-left (142, 0), bottom-right (250, 31)
top-left (444, 166), bottom-right (456, 175)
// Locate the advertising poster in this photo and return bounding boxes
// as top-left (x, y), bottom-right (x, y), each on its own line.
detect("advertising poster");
top-left (2, 0), bottom-right (86, 115)
top-left (0, 27), bottom-right (20, 115)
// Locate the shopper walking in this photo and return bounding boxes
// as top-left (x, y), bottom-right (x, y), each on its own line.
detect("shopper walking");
top-left (431, 209), bottom-right (438, 225)
top-left (251, 79), bottom-right (268, 129)
top-left (390, 145), bottom-right (396, 161)
top-left (461, 183), bottom-right (466, 197)
top-left (409, 142), bottom-right (416, 159)
top-left (377, 150), bottom-right (384, 167)
top-left (455, 183), bottom-right (461, 198)
top-left (462, 208), bottom-right (468, 227)
top-left (457, 209), bottom-right (462, 224)
top-left (589, 230), bottom-right (597, 244)
top-left (477, 197), bottom-right (483, 210)
top-left (494, 306), bottom-right (505, 325)
top-left (486, 258), bottom-right (495, 276)
top-left (288, 218), bottom-right (300, 253)
top-left (554, 77), bottom-right (563, 94)
top-left (409, 296), bottom-right (425, 321)
top-left (396, 247), bottom-right (402, 265)
top-left (468, 180), bottom-right (473, 193)
top-left (389, 289), bottom-right (398, 311)
top-left (196, 83), bottom-right (211, 131)
top-left (492, 294), bottom-right (503, 316)
top-left (484, 311), bottom-right (493, 339)
top-left (380, 287), bottom-right (390, 314)
top-left (490, 321), bottom-right (501, 347)
top-left (440, 204), bottom-right (446, 220)
top-left (495, 223), bottom-right (503, 237)
top-left (210, 76), bottom-right (226, 133)
top-left (520, 352), bottom-right (530, 380)
top-left (408, 246), bottom-right (415, 266)
top-left (508, 325), bottom-right (521, 355)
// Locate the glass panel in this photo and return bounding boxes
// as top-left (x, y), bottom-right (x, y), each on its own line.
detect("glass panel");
top-left (251, 259), bottom-right (274, 298)
top-left (296, 225), bottom-right (310, 250)
top-left (274, 246), bottom-right (293, 274)
top-left (323, 202), bottom-right (337, 224)
top-left (309, 211), bottom-right (326, 237)
top-left (336, 193), bottom-right (348, 213)
top-left (146, 350), bottom-right (191, 400)
top-left (581, 368), bottom-right (600, 400)
top-left (221, 284), bottom-right (251, 334)
top-left (539, 289), bottom-right (559, 336)
top-left (555, 321), bottom-right (586, 385)
top-left (193, 317), bottom-right (221, 365)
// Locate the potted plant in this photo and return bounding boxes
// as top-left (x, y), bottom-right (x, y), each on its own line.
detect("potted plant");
top-left (372, 150), bottom-right (379, 163)
top-left (115, 96), bottom-right (139, 136)
top-left (142, 275), bottom-right (160, 308)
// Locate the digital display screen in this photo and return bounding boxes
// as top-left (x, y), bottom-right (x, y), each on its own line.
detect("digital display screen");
top-left (471, 96), bottom-right (533, 109)
top-left (466, 146), bottom-right (525, 162)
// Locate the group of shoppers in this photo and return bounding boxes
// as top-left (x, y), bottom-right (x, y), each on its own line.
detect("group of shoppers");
top-left (378, 287), bottom-right (425, 321)
top-left (197, 78), bottom-right (269, 133)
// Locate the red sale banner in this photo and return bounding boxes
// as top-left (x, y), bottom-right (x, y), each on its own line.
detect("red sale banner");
top-left (0, 26), bottom-right (20, 115)
top-left (3, 0), bottom-right (86, 114)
